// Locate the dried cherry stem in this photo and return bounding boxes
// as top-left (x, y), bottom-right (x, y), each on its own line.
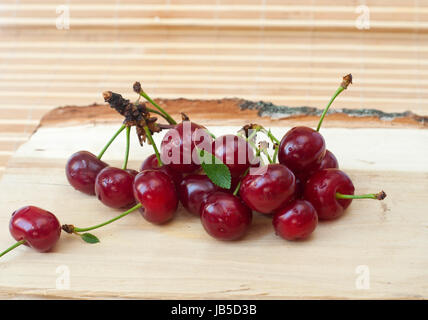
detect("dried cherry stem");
top-left (138, 91), bottom-right (177, 125)
top-left (316, 74), bottom-right (352, 132)
top-left (62, 203), bottom-right (143, 234)
top-left (0, 240), bottom-right (25, 258)
top-left (143, 125), bottom-right (163, 166)
top-left (122, 126), bottom-right (131, 170)
top-left (97, 124), bottom-right (126, 160)
top-left (336, 190), bottom-right (386, 200)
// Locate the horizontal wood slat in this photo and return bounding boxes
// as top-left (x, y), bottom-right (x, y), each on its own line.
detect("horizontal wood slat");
top-left (0, 1), bottom-right (427, 180)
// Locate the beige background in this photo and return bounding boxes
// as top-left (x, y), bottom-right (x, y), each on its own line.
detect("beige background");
top-left (0, 0), bottom-right (427, 178)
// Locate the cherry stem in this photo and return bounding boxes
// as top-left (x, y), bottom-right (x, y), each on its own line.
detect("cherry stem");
top-left (143, 125), bottom-right (163, 166)
top-left (241, 130), bottom-right (272, 164)
top-left (232, 167), bottom-right (249, 196)
top-left (122, 126), bottom-right (131, 170)
top-left (336, 191), bottom-right (387, 200)
top-left (139, 91), bottom-right (177, 125)
top-left (273, 145), bottom-right (279, 163)
top-left (146, 106), bottom-right (175, 125)
top-left (316, 87), bottom-right (344, 132)
top-left (97, 124), bottom-right (126, 159)
top-left (316, 74), bottom-right (352, 132)
top-left (67, 203), bottom-right (143, 233)
top-left (0, 239), bottom-right (26, 258)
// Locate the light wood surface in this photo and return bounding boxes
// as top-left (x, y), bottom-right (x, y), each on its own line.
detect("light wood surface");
top-left (1, 1), bottom-right (428, 179)
top-left (0, 112), bottom-right (427, 299)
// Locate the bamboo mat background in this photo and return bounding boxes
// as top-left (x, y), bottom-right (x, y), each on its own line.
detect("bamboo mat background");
top-left (0, 0), bottom-right (427, 177)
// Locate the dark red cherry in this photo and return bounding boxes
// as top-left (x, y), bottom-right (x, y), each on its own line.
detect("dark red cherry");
top-left (304, 168), bottom-right (354, 220)
top-left (140, 154), bottom-right (182, 187)
top-left (200, 192), bottom-right (252, 241)
top-left (212, 134), bottom-right (256, 179)
top-left (239, 164), bottom-right (295, 214)
top-left (9, 206), bottom-right (61, 252)
top-left (179, 174), bottom-right (219, 215)
top-left (273, 200), bottom-right (318, 241)
top-left (95, 167), bottom-right (137, 209)
top-left (133, 170), bottom-right (179, 224)
top-left (319, 149), bottom-right (339, 171)
top-left (278, 126), bottom-right (326, 174)
top-left (66, 151), bottom-right (108, 195)
top-left (160, 121), bottom-right (212, 174)
top-left (294, 149), bottom-right (339, 196)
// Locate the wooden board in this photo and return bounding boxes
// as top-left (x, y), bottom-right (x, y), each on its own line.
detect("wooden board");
top-left (0, 105), bottom-right (427, 299)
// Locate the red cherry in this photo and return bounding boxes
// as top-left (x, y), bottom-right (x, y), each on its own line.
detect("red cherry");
top-left (133, 170), bottom-right (178, 224)
top-left (239, 164), bottom-right (295, 214)
top-left (212, 134), bottom-right (256, 179)
top-left (294, 149), bottom-right (339, 197)
top-left (160, 121), bottom-right (212, 174)
top-left (179, 174), bottom-right (219, 215)
top-left (66, 151), bottom-right (108, 195)
top-left (319, 149), bottom-right (339, 171)
top-left (140, 154), bottom-right (182, 187)
top-left (278, 126), bottom-right (326, 174)
top-left (273, 200), bottom-right (318, 241)
top-left (9, 206), bottom-right (61, 252)
top-left (304, 168), bottom-right (354, 220)
top-left (200, 192), bottom-right (252, 241)
top-left (95, 167), bottom-right (137, 209)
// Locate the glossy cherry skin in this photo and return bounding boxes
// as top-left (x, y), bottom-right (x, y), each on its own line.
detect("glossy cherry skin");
top-left (179, 174), bottom-right (219, 215)
top-left (9, 206), bottom-right (61, 252)
top-left (133, 170), bottom-right (179, 224)
top-left (239, 164), bottom-right (296, 214)
top-left (161, 121), bottom-right (212, 174)
top-left (200, 192), bottom-right (252, 241)
top-left (66, 151), bottom-right (108, 195)
top-left (95, 167), bottom-right (137, 209)
top-left (140, 154), bottom-right (182, 187)
top-left (304, 168), bottom-right (355, 220)
top-left (294, 149), bottom-right (339, 198)
top-left (278, 126), bottom-right (326, 174)
top-left (273, 200), bottom-right (318, 241)
top-left (212, 134), bottom-right (257, 179)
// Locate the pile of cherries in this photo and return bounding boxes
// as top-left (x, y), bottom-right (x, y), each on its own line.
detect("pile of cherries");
top-left (0, 74), bottom-right (386, 258)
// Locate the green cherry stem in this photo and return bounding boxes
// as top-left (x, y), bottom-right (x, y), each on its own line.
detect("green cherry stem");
top-left (232, 167), bottom-right (250, 196)
top-left (316, 74), bottom-right (352, 132)
top-left (0, 240), bottom-right (26, 258)
top-left (143, 125), bottom-right (163, 166)
top-left (63, 203), bottom-right (143, 234)
top-left (336, 191), bottom-right (386, 200)
top-left (97, 124), bottom-right (126, 160)
top-left (139, 91), bottom-right (177, 125)
top-left (122, 126), bottom-right (131, 170)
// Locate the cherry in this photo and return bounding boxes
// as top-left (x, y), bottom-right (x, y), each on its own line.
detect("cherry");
top-left (179, 174), bottom-right (219, 215)
top-left (6, 206), bottom-right (61, 254)
top-left (304, 168), bottom-right (354, 220)
top-left (140, 154), bottom-right (182, 187)
top-left (133, 170), bottom-right (178, 224)
top-left (66, 151), bottom-right (108, 195)
top-left (160, 121), bottom-right (212, 174)
top-left (278, 126), bottom-right (326, 174)
top-left (200, 192), bottom-right (252, 241)
top-left (294, 149), bottom-right (339, 196)
top-left (273, 200), bottom-right (318, 241)
top-left (304, 168), bottom-right (386, 220)
top-left (95, 167), bottom-right (137, 209)
top-left (239, 164), bottom-right (295, 214)
top-left (212, 134), bottom-right (256, 179)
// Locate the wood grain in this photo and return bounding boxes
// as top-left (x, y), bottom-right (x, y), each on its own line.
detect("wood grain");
top-left (0, 121), bottom-right (427, 299)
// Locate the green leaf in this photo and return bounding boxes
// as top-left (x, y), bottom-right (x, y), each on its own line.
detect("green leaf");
top-left (80, 233), bottom-right (100, 244)
top-left (197, 149), bottom-right (231, 189)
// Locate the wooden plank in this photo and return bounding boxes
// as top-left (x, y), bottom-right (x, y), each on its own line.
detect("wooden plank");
top-left (0, 121), bottom-right (427, 299)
